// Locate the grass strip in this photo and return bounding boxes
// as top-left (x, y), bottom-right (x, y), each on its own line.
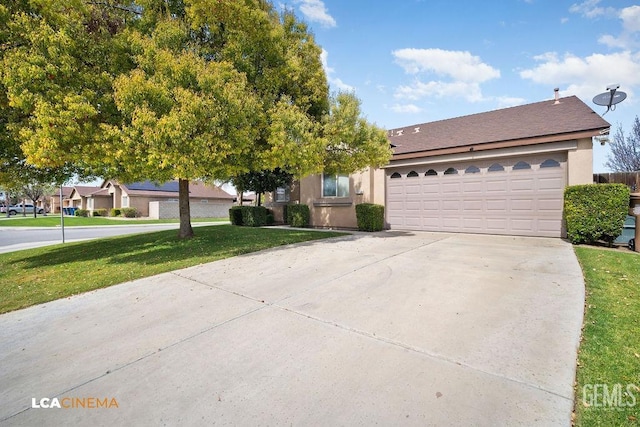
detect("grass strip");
top-left (0, 225), bottom-right (347, 314)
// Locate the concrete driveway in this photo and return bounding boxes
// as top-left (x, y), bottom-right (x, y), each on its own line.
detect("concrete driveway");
top-left (0, 231), bottom-right (584, 426)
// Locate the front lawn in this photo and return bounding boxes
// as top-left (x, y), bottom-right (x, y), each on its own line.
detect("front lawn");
top-left (0, 225), bottom-right (347, 314)
top-left (573, 247), bottom-right (640, 426)
top-left (0, 215), bottom-right (227, 227)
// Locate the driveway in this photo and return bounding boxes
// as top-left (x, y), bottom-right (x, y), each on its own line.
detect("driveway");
top-left (0, 231), bottom-right (584, 426)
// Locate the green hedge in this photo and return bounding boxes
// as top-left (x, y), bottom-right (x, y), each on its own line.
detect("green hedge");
top-left (229, 206), bottom-right (268, 227)
top-left (110, 208), bottom-right (121, 217)
top-left (121, 207), bottom-right (138, 218)
top-left (564, 184), bottom-right (630, 244)
top-left (287, 204), bottom-right (310, 227)
top-left (74, 209), bottom-right (89, 217)
top-left (93, 209), bottom-right (108, 217)
top-left (355, 203), bottom-right (385, 231)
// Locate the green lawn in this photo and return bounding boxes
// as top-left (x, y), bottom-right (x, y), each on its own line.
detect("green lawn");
top-left (573, 246), bottom-right (640, 426)
top-left (0, 215), bottom-right (227, 226)
top-left (0, 225), bottom-right (347, 314)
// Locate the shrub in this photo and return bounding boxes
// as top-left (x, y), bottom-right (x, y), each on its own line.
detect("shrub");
top-left (242, 206), bottom-right (268, 227)
top-left (266, 209), bottom-right (275, 226)
top-left (110, 208), bottom-right (121, 217)
top-left (564, 184), bottom-right (630, 245)
top-left (229, 206), bottom-right (243, 225)
top-left (355, 203), bottom-right (385, 231)
top-left (282, 204), bottom-right (289, 224)
top-left (74, 209), bottom-right (89, 217)
top-left (93, 209), bottom-right (108, 217)
top-left (229, 206), bottom-right (268, 227)
top-left (287, 204), bottom-right (310, 227)
top-left (121, 207), bottom-right (138, 218)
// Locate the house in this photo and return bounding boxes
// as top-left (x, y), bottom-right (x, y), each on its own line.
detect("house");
top-left (268, 94), bottom-right (609, 237)
top-left (384, 94), bottom-right (609, 237)
top-left (68, 186), bottom-right (104, 210)
top-left (101, 180), bottom-right (234, 218)
top-left (36, 186), bottom-right (73, 213)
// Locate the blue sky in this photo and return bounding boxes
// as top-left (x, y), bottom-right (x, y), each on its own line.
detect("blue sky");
top-left (282, 0), bottom-right (640, 172)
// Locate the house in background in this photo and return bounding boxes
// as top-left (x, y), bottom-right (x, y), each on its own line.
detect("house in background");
top-left (268, 94), bottom-right (609, 236)
top-left (36, 186), bottom-right (73, 213)
top-left (68, 186), bottom-right (105, 210)
top-left (101, 180), bottom-right (234, 218)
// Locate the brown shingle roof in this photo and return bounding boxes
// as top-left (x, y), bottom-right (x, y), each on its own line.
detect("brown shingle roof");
top-left (389, 96), bottom-right (610, 155)
top-left (72, 186), bottom-right (101, 197)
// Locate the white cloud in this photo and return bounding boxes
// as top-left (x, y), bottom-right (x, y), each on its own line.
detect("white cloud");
top-left (392, 48), bottom-right (500, 82)
top-left (519, 51), bottom-right (640, 100)
top-left (395, 80), bottom-right (486, 103)
top-left (294, 0), bottom-right (336, 28)
top-left (561, 17), bottom-right (569, 24)
top-left (494, 96), bottom-right (527, 108)
top-left (569, 0), bottom-right (616, 18)
top-left (599, 5), bottom-right (640, 49)
top-left (392, 48), bottom-right (500, 103)
top-left (320, 49), bottom-right (354, 92)
top-left (391, 104), bottom-right (423, 114)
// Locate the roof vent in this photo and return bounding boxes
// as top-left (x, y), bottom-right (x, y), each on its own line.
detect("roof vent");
top-left (414, 127), bottom-right (420, 133)
top-left (554, 88), bottom-right (560, 104)
top-left (396, 129), bottom-right (404, 136)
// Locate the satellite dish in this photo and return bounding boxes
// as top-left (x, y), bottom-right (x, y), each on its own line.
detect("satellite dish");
top-left (593, 85), bottom-right (627, 115)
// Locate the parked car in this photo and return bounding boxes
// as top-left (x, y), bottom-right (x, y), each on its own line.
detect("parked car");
top-left (2, 203), bottom-right (45, 215)
top-left (614, 215), bottom-right (636, 250)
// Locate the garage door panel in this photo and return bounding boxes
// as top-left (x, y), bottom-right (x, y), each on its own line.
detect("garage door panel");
top-left (386, 155), bottom-right (566, 237)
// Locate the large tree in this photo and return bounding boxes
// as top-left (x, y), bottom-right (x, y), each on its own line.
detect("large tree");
top-left (606, 116), bottom-right (640, 172)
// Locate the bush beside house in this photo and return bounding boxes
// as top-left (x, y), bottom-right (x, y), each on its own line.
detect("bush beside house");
top-left (121, 207), bottom-right (138, 218)
top-left (92, 209), bottom-right (108, 217)
top-left (110, 208), bottom-right (121, 217)
top-left (355, 203), bottom-right (385, 231)
top-left (74, 209), bottom-right (89, 217)
top-left (229, 206), bottom-right (268, 227)
top-left (564, 184), bottom-right (630, 245)
top-left (287, 204), bottom-right (310, 227)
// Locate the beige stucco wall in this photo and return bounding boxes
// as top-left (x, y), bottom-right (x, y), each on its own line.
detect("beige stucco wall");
top-left (299, 167), bottom-right (384, 229)
top-left (567, 137), bottom-right (594, 185)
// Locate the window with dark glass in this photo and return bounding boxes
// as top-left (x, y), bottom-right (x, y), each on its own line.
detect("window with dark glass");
top-left (425, 169), bottom-right (438, 176)
top-left (465, 165), bottom-right (480, 174)
top-left (488, 163), bottom-right (504, 172)
top-left (407, 171), bottom-right (419, 177)
top-left (513, 161), bottom-right (531, 170)
top-left (540, 159), bottom-right (561, 168)
top-left (322, 174), bottom-right (349, 197)
top-left (444, 167), bottom-right (458, 175)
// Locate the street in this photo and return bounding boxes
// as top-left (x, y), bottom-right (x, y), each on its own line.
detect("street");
top-left (0, 223), bottom-right (220, 254)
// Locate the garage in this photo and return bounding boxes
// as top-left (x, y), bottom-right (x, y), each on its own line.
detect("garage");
top-left (385, 95), bottom-right (611, 238)
top-left (386, 155), bottom-right (566, 237)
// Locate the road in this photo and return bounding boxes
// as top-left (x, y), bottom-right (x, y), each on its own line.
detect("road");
top-left (0, 223), bottom-right (221, 254)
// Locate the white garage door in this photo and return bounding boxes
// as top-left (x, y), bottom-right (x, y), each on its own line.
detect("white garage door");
top-left (386, 155), bottom-right (566, 237)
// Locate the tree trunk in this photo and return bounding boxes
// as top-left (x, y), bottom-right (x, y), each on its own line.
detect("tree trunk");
top-left (178, 178), bottom-right (194, 239)
top-left (32, 198), bottom-right (37, 218)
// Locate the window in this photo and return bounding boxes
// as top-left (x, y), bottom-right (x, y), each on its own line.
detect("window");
top-left (465, 165), bottom-right (480, 174)
top-left (407, 171), bottom-right (419, 177)
top-left (121, 195), bottom-right (129, 207)
top-left (201, 199), bottom-right (209, 204)
top-left (425, 169), bottom-right (438, 176)
top-left (87, 198), bottom-right (93, 209)
top-left (275, 186), bottom-right (290, 202)
top-left (540, 159), bottom-right (561, 168)
top-left (488, 163), bottom-right (504, 172)
top-left (390, 172), bottom-right (402, 179)
top-left (444, 167), bottom-right (458, 175)
top-left (322, 174), bottom-right (349, 197)
top-left (513, 161), bottom-right (531, 170)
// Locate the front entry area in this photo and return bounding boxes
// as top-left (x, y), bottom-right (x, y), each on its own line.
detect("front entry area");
top-left (386, 154), bottom-right (567, 237)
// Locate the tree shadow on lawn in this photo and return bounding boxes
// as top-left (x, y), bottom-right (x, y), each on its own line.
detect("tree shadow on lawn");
top-left (11, 226), bottom-right (348, 269)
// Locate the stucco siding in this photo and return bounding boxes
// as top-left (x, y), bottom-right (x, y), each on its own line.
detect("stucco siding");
top-left (567, 137), bottom-right (594, 185)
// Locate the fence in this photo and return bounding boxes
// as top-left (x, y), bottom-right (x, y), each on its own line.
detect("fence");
top-left (593, 172), bottom-right (640, 192)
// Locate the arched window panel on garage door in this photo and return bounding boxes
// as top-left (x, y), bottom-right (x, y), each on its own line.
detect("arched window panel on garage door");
top-left (465, 165), bottom-right (480, 174)
top-left (407, 171), bottom-right (419, 177)
top-left (513, 161), bottom-right (531, 170)
top-left (425, 169), bottom-right (438, 176)
top-left (488, 163), bottom-right (504, 172)
top-left (540, 159), bottom-right (561, 168)
top-left (444, 167), bottom-right (458, 175)
top-left (390, 172), bottom-right (402, 179)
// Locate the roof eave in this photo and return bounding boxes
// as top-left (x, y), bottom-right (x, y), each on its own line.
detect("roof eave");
top-left (391, 128), bottom-right (607, 161)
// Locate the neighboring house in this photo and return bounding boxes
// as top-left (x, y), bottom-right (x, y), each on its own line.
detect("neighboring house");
top-left (68, 186), bottom-right (103, 210)
top-left (37, 186), bottom-right (73, 213)
top-left (385, 94), bottom-right (609, 237)
top-left (268, 94), bottom-right (609, 236)
top-left (101, 180), bottom-right (234, 218)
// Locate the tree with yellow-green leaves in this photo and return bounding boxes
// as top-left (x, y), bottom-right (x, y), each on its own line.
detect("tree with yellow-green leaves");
top-left (2, 0), bottom-right (391, 239)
